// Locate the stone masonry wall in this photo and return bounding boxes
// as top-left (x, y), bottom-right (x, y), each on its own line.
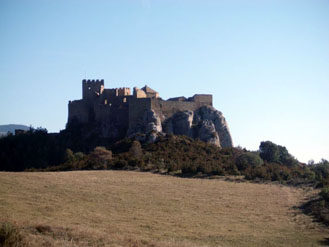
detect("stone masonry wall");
top-left (128, 97), bottom-right (152, 129)
top-left (68, 100), bottom-right (90, 124)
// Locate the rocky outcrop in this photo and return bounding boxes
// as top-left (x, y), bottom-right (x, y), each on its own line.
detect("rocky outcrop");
top-left (198, 119), bottom-right (220, 146)
top-left (68, 105), bottom-right (233, 149)
top-left (144, 110), bottom-right (162, 133)
top-left (162, 105), bottom-right (233, 148)
top-left (195, 106), bottom-right (233, 148)
top-left (165, 110), bottom-right (194, 138)
top-left (127, 109), bottom-right (162, 139)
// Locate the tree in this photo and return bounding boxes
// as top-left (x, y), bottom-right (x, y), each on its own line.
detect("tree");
top-left (129, 141), bottom-right (143, 159)
top-left (277, 145), bottom-right (298, 166)
top-left (259, 141), bottom-right (280, 163)
top-left (65, 148), bottom-right (74, 162)
top-left (91, 147), bottom-right (112, 161)
top-left (259, 141), bottom-right (298, 166)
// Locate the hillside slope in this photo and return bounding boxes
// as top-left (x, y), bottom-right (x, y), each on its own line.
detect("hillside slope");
top-left (0, 171), bottom-right (328, 247)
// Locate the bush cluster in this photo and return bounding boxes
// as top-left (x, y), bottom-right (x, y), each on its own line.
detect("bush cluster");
top-left (45, 146), bottom-right (112, 171)
top-left (41, 135), bottom-right (320, 187)
top-left (0, 222), bottom-right (26, 247)
top-left (1, 130), bottom-right (328, 188)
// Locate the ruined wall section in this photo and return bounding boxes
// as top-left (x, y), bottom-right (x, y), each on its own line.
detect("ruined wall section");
top-left (100, 90), bottom-right (130, 105)
top-left (93, 96), bottom-right (131, 139)
top-left (167, 96), bottom-right (187, 102)
top-left (94, 97), bottom-right (129, 122)
top-left (151, 99), bottom-right (195, 120)
top-left (133, 87), bottom-right (147, 98)
top-left (188, 94), bottom-right (213, 106)
top-left (68, 100), bottom-right (90, 124)
top-left (101, 89), bottom-right (117, 100)
top-left (128, 97), bottom-right (152, 130)
top-left (150, 94), bottom-right (213, 120)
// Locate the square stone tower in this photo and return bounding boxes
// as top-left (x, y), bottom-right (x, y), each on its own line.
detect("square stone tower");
top-left (82, 79), bottom-right (104, 101)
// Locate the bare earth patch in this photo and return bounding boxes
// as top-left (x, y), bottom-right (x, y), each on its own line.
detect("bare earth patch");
top-left (0, 171), bottom-right (328, 246)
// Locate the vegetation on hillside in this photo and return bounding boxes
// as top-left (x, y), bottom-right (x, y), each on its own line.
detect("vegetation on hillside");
top-left (0, 128), bottom-right (65, 171)
top-left (1, 130), bottom-right (328, 185)
top-left (1, 129), bottom-right (328, 225)
top-left (0, 222), bottom-right (27, 247)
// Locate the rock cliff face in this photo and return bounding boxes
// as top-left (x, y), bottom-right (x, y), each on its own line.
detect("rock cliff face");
top-left (127, 110), bottom-right (162, 138)
top-left (129, 105), bottom-right (233, 148)
top-left (195, 106), bottom-right (233, 148)
top-left (164, 106), bottom-right (233, 148)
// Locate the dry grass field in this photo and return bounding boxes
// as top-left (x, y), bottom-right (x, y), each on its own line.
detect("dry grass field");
top-left (0, 171), bottom-right (328, 247)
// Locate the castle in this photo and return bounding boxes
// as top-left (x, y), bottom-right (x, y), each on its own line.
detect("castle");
top-left (67, 79), bottom-right (232, 148)
top-left (68, 80), bottom-right (212, 135)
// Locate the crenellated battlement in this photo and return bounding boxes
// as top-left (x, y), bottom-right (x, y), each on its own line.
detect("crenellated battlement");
top-left (82, 79), bottom-right (104, 100)
top-left (82, 79), bottom-right (104, 84)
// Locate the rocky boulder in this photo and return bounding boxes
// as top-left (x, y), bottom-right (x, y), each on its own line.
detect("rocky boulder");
top-left (165, 110), bottom-right (194, 138)
top-left (195, 106), bottom-right (233, 148)
top-left (163, 106), bottom-right (233, 148)
top-left (198, 119), bottom-right (220, 146)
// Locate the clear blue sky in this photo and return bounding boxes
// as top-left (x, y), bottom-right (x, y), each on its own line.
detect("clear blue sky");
top-left (1, 0), bottom-right (328, 163)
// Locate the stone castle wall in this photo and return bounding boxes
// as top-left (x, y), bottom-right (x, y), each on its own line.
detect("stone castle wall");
top-left (190, 94), bottom-right (213, 106)
top-left (150, 95), bottom-right (212, 120)
top-left (128, 97), bottom-right (152, 129)
top-left (68, 100), bottom-right (90, 123)
top-left (68, 80), bottom-right (214, 140)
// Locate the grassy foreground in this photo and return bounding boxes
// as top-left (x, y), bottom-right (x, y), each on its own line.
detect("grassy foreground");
top-left (0, 171), bottom-right (328, 247)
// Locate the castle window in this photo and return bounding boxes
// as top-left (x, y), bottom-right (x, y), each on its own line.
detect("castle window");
top-left (104, 99), bottom-right (108, 105)
top-left (88, 86), bottom-right (91, 90)
top-left (123, 97), bottom-right (127, 103)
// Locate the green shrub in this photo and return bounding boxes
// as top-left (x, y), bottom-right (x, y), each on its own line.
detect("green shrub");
top-left (64, 148), bottom-right (74, 162)
top-left (182, 162), bottom-right (198, 174)
top-left (320, 187), bottom-right (329, 202)
top-left (128, 158), bottom-right (144, 168)
top-left (74, 152), bottom-right (84, 160)
top-left (85, 146), bottom-right (112, 169)
top-left (211, 166), bottom-right (225, 176)
top-left (235, 152), bottom-right (263, 171)
top-left (166, 161), bottom-right (181, 172)
top-left (244, 165), bottom-right (271, 180)
top-left (129, 141), bottom-right (143, 159)
top-left (0, 222), bottom-right (25, 247)
top-left (113, 158), bottom-right (128, 169)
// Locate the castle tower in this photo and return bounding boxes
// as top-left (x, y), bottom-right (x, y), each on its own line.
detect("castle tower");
top-left (141, 85), bottom-right (159, 98)
top-left (82, 79), bottom-right (104, 101)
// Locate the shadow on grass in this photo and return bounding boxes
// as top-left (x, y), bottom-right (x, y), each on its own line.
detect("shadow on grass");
top-left (318, 238), bottom-right (329, 246)
top-left (298, 194), bottom-right (329, 230)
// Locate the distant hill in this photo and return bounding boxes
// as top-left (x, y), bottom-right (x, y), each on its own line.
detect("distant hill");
top-left (0, 124), bottom-right (30, 136)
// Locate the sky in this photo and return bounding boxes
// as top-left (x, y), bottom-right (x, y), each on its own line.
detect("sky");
top-left (0, 0), bottom-right (328, 163)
